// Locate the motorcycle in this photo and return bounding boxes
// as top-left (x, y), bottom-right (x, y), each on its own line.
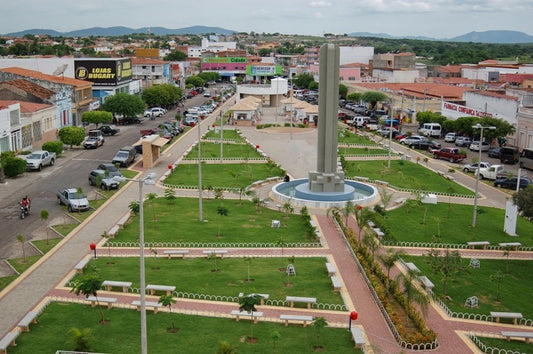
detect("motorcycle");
top-left (19, 202), bottom-right (30, 219)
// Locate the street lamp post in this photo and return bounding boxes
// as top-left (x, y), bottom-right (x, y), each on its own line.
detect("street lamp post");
top-left (472, 123), bottom-right (496, 227)
top-left (114, 172), bottom-right (157, 354)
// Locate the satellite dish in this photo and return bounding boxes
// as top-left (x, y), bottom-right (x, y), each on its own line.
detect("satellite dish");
top-left (52, 64), bottom-right (68, 77)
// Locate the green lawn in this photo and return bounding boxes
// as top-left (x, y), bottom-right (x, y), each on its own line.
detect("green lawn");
top-left (163, 163), bottom-right (285, 189)
top-left (76, 257), bottom-right (343, 305)
top-left (338, 130), bottom-right (377, 145)
top-left (32, 238), bottom-right (62, 253)
top-left (401, 255), bottom-right (532, 319)
top-left (10, 302), bottom-right (359, 354)
top-left (476, 336), bottom-right (533, 353)
top-left (113, 198), bottom-right (316, 245)
top-left (184, 141), bottom-right (263, 160)
top-left (384, 202), bottom-right (533, 246)
top-left (203, 128), bottom-right (245, 142)
top-left (344, 159), bottom-right (474, 195)
top-left (339, 147), bottom-right (389, 155)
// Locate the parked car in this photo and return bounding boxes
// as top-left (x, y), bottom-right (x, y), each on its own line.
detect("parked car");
top-left (25, 150), bottom-right (56, 171)
top-left (463, 162), bottom-right (491, 173)
top-left (88, 170), bottom-right (120, 190)
top-left (57, 188), bottom-right (90, 212)
top-left (454, 136), bottom-right (473, 147)
top-left (400, 135), bottom-right (427, 145)
top-left (97, 163), bottom-right (123, 178)
top-left (203, 91), bottom-right (211, 97)
top-left (433, 147), bottom-right (467, 163)
top-left (444, 132), bottom-right (457, 143)
top-left (117, 116), bottom-right (143, 125)
top-left (378, 126), bottom-right (398, 137)
top-left (83, 130), bottom-right (104, 149)
top-left (184, 115), bottom-right (198, 126)
top-left (494, 176), bottom-right (531, 190)
top-left (144, 107), bottom-right (166, 118)
top-left (409, 140), bottom-right (441, 151)
top-left (99, 124), bottom-right (120, 136)
top-left (111, 146), bottom-right (137, 167)
top-left (469, 141), bottom-right (490, 152)
top-left (487, 147), bottom-right (502, 158)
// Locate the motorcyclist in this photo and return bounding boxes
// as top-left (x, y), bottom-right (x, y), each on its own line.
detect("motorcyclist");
top-left (21, 195), bottom-right (31, 211)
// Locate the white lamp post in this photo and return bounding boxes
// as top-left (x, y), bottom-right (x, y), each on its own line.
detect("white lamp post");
top-left (472, 123), bottom-right (496, 227)
top-left (114, 172), bottom-right (156, 354)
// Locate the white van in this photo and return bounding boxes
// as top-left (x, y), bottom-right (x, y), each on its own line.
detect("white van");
top-left (351, 116), bottom-right (369, 128)
top-left (419, 123), bottom-right (442, 137)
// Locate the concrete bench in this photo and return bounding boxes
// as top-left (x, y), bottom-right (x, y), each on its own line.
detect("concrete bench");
top-left (230, 310), bottom-right (263, 323)
top-left (491, 311), bottom-right (523, 325)
top-left (87, 296), bottom-right (117, 309)
top-left (238, 292), bottom-right (270, 305)
top-left (286, 296), bottom-right (317, 309)
top-left (499, 242), bottom-right (521, 251)
top-left (331, 276), bottom-right (342, 291)
top-left (146, 284), bottom-right (176, 296)
top-left (501, 331), bottom-right (533, 343)
top-left (445, 175), bottom-right (455, 181)
top-left (367, 221), bottom-right (375, 228)
top-left (325, 262), bottom-right (336, 276)
top-left (418, 276), bottom-right (434, 293)
top-left (467, 241), bottom-right (490, 249)
top-left (202, 250), bottom-right (228, 258)
top-left (107, 225), bottom-right (120, 238)
top-left (280, 314), bottom-right (313, 327)
top-left (117, 212), bottom-right (131, 229)
top-left (372, 227), bottom-right (385, 237)
top-left (394, 197), bottom-right (406, 205)
top-left (0, 332), bottom-right (19, 353)
top-left (404, 262), bottom-right (420, 273)
top-left (437, 170), bottom-right (445, 176)
top-left (74, 258), bottom-right (90, 274)
top-left (163, 250), bottom-right (189, 259)
top-left (17, 311), bottom-right (38, 332)
top-left (350, 326), bottom-right (366, 348)
top-left (102, 280), bottom-right (132, 293)
top-left (309, 220), bottom-right (317, 228)
top-left (131, 300), bottom-right (162, 314)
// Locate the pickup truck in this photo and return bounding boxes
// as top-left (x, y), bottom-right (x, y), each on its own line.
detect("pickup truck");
top-left (26, 150), bottom-right (56, 171)
top-left (478, 164), bottom-right (511, 180)
top-left (57, 188), bottom-right (90, 212)
top-left (433, 147), bottom-right (467, 163)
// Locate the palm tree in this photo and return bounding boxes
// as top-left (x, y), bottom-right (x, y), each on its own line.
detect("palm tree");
top-left (16, 234), bottom-right (26, 263)
top-left (239, 294), bottom-right (262, 342)
top-left (216, 206), bottom-right (229, 237)
top-left (396, 269), bottom-right (429, 317)
top-left (70, 274), bottom-right (105, 324)
top-left (282, 201), bottom-right (293, 219)
top-left (159, 294), bottom-right (177, 332)
top-left (379, 249), bottom-right (404, 291)
top-left (312, 317), bottom-right (328, 349)
top-left (40, 209), bottom-right (50, 244)
top-left (69, 327), bottom-right (91, 352)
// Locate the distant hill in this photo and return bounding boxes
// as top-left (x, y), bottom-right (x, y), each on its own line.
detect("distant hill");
top-left (3, 25), bottom-right (236, 37)
top-left (449, 30), bottom-right (533, 43)
top-left (349, 30), bottom-right (533, 43)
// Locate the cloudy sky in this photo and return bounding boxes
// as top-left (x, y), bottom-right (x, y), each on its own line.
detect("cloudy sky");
top-left (2, 0), bottom-right (532, 39)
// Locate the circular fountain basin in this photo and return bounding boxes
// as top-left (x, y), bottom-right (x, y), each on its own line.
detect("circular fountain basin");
top-left (272, 178), bottom-right (379, 209)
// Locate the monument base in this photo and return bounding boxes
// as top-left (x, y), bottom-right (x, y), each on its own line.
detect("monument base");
top-left (308, 171), bottom-right (345, 193)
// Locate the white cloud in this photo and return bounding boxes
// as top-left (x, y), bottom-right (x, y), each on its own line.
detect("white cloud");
top-left (310, 1), bottom-right (332, 7)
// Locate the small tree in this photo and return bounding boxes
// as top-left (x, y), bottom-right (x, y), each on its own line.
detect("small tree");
top-left (271, 331), bottom-right (281, 353)
top-left (209, 253), bottom-right (220, 272)
top-left (312, 317), bottom-right (328, 349)
top-left (128, 200), bottom-right (140, 214)
top-left (239, 294), bottom-right (262, 342)
top-left (17, 234), bottom-right (26, 263)
top-left (244, 256), bottom-right (254, 282)
top-left (502, 246), bottom-right (513, 275)
top-left (164, 187), bottom-right (176, 203)
top-left (490, 271), bottom-right (505, 302)
top-left (58, 126), bottom-right (85, 148)
top-left (101, 231), bottom-right (111, 257)
top-left (379, 249), bottom-right (404, 291)
top-left (216, 206), bottom-right (229, 237)
top-left (276, 238), bottom-right (286, 270)
top-left (159, 294), bottom-right (177, 332)
top-left (216, 341), bottom-right (236, 354)
top-left (70, 274), bottom-right (106, 324)
top-left (76, 187), bottom-right (84, 214)
top-left (426, 248), bottom-right (465, 295)
top-left (147, 192), bottom-right (158, 221)
top-left (69, 327), bottom-right (91, 352)
top-left (40, 209), bottom-right (50, 244)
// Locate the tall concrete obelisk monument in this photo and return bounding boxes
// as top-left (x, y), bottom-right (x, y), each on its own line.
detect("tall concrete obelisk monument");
top-left (308, 43), bottom-right (345, 193)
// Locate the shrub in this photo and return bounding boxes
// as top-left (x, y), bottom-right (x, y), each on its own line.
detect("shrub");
top-left (2, 156), bottom-right (27, 177)
top-left (42, 141), bottom-right (64, 155)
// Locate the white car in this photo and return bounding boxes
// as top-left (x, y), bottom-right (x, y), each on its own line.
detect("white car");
top-left (444, 132), bottom-right (456, 142)
top-left (463, 162), bottom-right (491, 173)
top-left (469, 141), bottom-right (490, 151)
top-left (400, 135), bottom-right (427, 145)
top-left (144, 107), bottom-right (166, 118)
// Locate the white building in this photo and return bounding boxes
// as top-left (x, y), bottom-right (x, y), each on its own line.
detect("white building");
top-left (339, 46), bottom-right (374, 65)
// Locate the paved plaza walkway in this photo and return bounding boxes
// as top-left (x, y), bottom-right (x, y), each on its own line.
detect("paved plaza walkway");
top-left (0, 104), bottom-right (531, 353)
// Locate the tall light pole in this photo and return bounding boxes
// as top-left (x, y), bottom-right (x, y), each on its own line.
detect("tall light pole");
top-left (114, 172), bottom-right (157, 354)
top-left (219, 109), bottom-right (224, 163)
top-left (472, 123), bottom-right (496, 227)
top-left (197, 118), bottom-right (203, 221)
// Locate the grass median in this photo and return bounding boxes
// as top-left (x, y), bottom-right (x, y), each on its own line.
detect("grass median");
top-left (10, 302), bottom-right (359, 353)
